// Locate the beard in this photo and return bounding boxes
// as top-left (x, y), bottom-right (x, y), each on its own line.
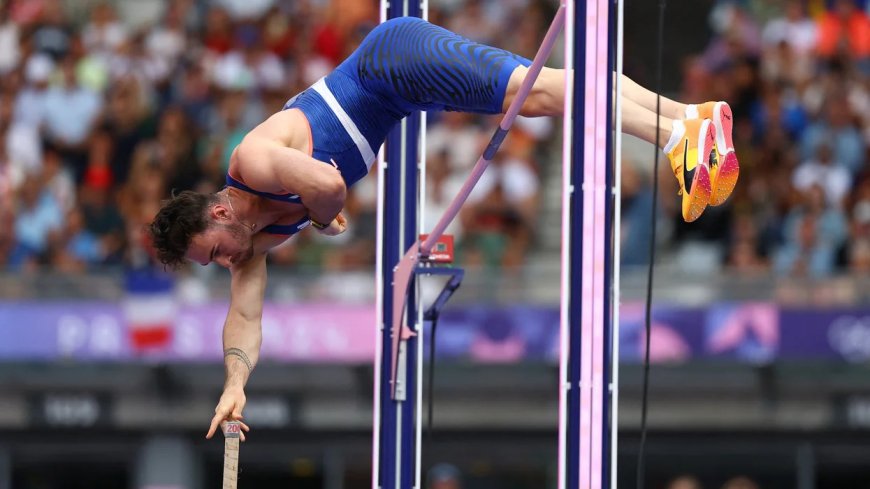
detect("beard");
top-left (225, 222), bottom-right (255, 263)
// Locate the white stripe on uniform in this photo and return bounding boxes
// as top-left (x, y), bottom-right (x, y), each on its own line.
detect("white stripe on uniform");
top-left (312, 78), bottom-right (377, 169)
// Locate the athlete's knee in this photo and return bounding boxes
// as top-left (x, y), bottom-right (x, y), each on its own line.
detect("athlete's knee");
top-left (534, 67), bottom-right (565, 115)
top-left (508, 67), bottom-right (564, 117)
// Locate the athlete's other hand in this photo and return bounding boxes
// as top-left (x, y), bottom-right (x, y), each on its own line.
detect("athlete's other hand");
top-left (206, 386), bottom-right (251, 441)
top-left (315, 212), bottom-right (348, 236)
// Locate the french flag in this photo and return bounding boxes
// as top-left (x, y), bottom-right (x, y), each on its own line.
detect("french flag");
top-left (123, 270), bottom-right (176, 351)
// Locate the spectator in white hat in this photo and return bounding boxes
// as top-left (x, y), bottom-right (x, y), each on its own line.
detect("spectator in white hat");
top-left (13, 54), bottom-right (54, 129)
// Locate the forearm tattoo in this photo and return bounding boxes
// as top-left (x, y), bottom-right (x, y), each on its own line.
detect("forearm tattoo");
top-left (224, 348), bottom-right (253, 373)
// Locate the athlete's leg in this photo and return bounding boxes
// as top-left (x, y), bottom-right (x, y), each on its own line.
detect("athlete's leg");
top-left (620, 97), bottom-right (675, 147)
top-left (506, 66), bottom-right (673, 149)
top-left (505, 65), bottom-right (714, 222)
top-left (504, 66), bottom-right (565, 117)
top-left (505, 67), bottom-right (688, 122)
top-left (619, 74), bottom-right (687, 120)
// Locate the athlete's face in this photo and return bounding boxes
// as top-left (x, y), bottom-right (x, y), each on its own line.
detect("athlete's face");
top-left (186, 206), bottom-right (254, 268)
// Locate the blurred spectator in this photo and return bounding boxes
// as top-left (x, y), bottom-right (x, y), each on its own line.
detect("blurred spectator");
top-left (0, 91), bottom-right (41, 176)
top-left (261, 6), bottom-right (296, 59)
top-left (170, 61), bottom-right (211, 129)
top-left (78, 176), bottom-right (125, 265)
top-left (202, 83), bottom-right (264, 177)
top-left (42, 53), bottom-right (103, 183)
top-left (427, 111), bottom-right (484, 173)
top-left (774, 185), bottom-right (848, 278)
top-left (762, 1), bottom-right (817, 56)
top-left (666, 475), bottom-right (703, 489)
top-left (100, 75), bottom-right (154, 186)
top-left (447, 0), bottom-right (498, 44)
top-left (849, 179), bottom-right (870, 272)
top-left (0, 4), bottom-right (21, 75)
top-left (816, 0), bottom-right (870, 65)
top-left (424, 150), bottom-right (465, 241)
top-left (130, 106), bottom-right (200, 193)
top-left (30, 0), bottom-right (72, 61)
top-left (72, 32), bottom-right (110, 94)
top-left (10, 173), bottom-right (63, 268)
top-left (792, 142), bottom-right (852, 208)
top-left (50, 207), bottom-right (103, 272)
top-left (427, 463), bottom-right (462, 489)
top-left (702, 2), bottom-right (762, 73)
top-left (8, 0), bottom-right (46, 26)
top-left (620, 158), bottom-right (655, 267)
top-left (761, 38), bottom-right (816, 86)
top-left (81, 2), bottom-right (129, 60)
top-left (311, 7), bottom-right (350, 67)
top-left (202, 6), bottom-right (234, 56)
top-left (144, 2), bottom-right (187, 71)
top-left (0, 137), bottom-right (21, 230)
top-left (720, 476), bottom-right (760, 489)
top-left (215, 0), bottom-right (276, 22)
top-left (726, 214), bottom-right (770, 274)
top-left (800, 95), bottom-right (864, 175)
top-left (41, 146), bottom-right (74, 213)
top-left (217, 26), bottom-right (285, 92)
top-left (453, 130), bottom-right (541, 270)
top-left (119, 163), bottom-right (165, 267)
top-left (14, 53), bottom-right (53, 128)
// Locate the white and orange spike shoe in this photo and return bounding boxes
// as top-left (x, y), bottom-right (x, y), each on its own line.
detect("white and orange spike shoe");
top-left (665, 118), bottom-right (714, 222)
top-left (686, 101), bottom-right (739, 206)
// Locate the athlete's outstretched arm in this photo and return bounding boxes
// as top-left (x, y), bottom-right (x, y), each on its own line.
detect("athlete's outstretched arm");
top-left (205, 252), bottom-right (267, 441)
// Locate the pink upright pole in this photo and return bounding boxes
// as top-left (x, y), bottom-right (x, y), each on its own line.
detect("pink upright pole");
top-left (581, 1), bottom-right (609, 488)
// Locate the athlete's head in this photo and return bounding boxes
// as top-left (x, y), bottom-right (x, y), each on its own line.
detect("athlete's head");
top-left (148, 190), bottom-right (255, 269)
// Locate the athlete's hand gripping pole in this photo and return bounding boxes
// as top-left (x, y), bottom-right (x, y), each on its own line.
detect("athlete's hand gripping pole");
top-left (389, 4), bottom-right (567, 398)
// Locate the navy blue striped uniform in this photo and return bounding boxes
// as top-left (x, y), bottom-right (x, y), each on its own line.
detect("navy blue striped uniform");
top-left (229, 17), bottom-right (531, 236)
top-left (286, 16), bottom-right (531, 187)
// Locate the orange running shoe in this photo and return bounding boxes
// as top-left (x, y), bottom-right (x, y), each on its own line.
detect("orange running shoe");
top-left (693, 101), bottom-right (739, 206)
top-left (666, 118), bottom-right (714, 222)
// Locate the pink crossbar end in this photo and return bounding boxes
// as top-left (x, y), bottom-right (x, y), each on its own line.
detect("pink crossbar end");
top-left (390, 242), bottom-right (420, 396)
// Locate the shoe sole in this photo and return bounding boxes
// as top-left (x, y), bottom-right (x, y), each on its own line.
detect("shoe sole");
top-left (710, 151), bottom-right (739, 206)
top-left (684, 165), bottom-right (711, 222)
top-left (683, 120), bottom-right (714, 222)
top-left (710, 102), bottom-right (739, 206)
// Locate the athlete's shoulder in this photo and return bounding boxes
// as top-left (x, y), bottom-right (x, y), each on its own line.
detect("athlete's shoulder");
top-left (246, 109), bottom-right (309, 150)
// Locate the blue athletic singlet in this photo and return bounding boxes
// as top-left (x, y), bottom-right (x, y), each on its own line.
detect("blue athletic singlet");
top-left (227, 17), bottom-right (531, 237)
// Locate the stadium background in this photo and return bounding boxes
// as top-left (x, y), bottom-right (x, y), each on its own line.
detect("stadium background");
top-left (1, 0), bottom-right (869, 488)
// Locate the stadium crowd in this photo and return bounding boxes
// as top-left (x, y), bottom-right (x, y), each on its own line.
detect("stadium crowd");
top-left (0, 0), bottom-right (867, 286)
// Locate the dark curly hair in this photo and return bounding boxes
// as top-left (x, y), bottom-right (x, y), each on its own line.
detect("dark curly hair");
top-left (148, 190), bottom-right (220, 268)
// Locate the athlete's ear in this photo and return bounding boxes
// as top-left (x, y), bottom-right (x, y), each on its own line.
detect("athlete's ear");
top-left (210, 204), bottom-right (231, 221)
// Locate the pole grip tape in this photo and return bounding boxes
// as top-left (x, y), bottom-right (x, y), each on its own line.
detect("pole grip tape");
top-left (483, 127), bottom-right (509, 161)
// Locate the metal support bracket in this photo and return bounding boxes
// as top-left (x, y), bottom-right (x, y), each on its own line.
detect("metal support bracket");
top-left (391, 255), bottom-right (465, 400)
